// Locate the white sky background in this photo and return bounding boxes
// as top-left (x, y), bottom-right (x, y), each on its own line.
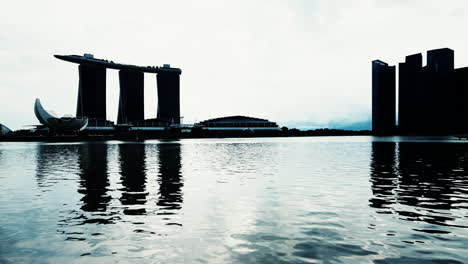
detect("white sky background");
top-left (1, 0), bottom-right (468, 130)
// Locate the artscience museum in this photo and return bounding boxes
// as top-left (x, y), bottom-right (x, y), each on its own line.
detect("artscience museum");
top-left (34, 99), bottom-right (88, 132)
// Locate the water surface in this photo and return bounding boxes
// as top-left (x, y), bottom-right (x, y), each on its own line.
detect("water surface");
top-left (1, 137), bottom-right (467, 263)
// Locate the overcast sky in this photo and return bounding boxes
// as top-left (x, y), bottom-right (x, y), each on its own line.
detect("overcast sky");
top-left (1, 0), bottom-right (468, 129)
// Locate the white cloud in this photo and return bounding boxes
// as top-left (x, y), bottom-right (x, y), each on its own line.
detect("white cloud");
top-left (1, 0), bottom-right (468, 129)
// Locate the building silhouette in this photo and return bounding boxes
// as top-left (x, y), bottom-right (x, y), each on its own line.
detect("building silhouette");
top-left (454, 67), bottom-right (468, 132)
top-left (118, 70), bottom-right (145, 124)
top-left (372, 60), bottom-right (396, 134)
top-left (55, 54), bottom-right (182, 126)
top-left (374, 48), bottom-right (468, 135)
top-left (398, 53), bottom-right (423, 133)
top-left (156, 71), bottom-right (180, 124)
top-left (77, 65), bottom-right (107, 121)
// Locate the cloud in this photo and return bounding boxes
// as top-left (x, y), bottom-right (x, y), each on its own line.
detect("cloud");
top-left (1, 0), bottom-right (468, 129)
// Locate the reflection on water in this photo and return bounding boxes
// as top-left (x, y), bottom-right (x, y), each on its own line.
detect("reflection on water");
top-left (369, 142), bottom-right (397, 210)
top-left (36, 144), bottom-right (80, 189)
top-left (157, 143), bottom-right (183, 212)
top-left (370, 142), bottom-right (468, 231)
top-left (52, 142), bottom-right (184, 227)
top-left (0, 148), bottom-right (4, 172)
top-left (119, 143), bottom-right (147, 215)
top-left (1, 138), bottom-right (468, 263)
top-left (78, 143), bottom-right (111, 212)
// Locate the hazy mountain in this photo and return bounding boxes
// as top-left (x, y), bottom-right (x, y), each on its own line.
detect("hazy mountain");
top-left (278, 121), bottom-right (326, 130)
top-left (281, 119), bottom-right (371, 131)
top-left (328, 120), bottom-right (371, 131)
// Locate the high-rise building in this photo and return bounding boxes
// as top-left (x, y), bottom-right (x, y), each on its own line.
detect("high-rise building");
top-left (395, 48), bottom-right (468, 135)
top-left (77, 65), bottom-right (107, 120)
top-left (118, 70), bottom-right (144, 124)
top-left (157, 71), bottom-right (181, 124)
top-left (425, 48), bottom-right (455, 133)
top-left (454, 67), bottom-right (468, 132)
top-left (372, 60), bottom-right (396, 134)
top-left (398, 53), bottom-right (423, 133)
top-left (427, 48), bottom-right (454, 73)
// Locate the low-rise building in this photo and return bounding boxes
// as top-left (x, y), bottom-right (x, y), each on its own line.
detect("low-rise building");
top-left (196, 116), bottom-right (280, 131)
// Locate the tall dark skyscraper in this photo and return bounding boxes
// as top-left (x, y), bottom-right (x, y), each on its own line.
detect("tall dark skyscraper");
top-left (398, 53), bottom-right (423, 133)
top-left (157, 72), bottom-right (181, 124)
top-left (454, 67), bottom-right (468, 132)
top-left (398, 48), bottom-right (456, 134)
top-left (77, 65), bottom-right (107, 120)
top-left (427, 48), bottom-right (454, 73)
top-left (118, 70), bottom-right (144, 124)
top-left (425, 48), bottom-right (455, 133)
top-left (392, 47), bottom-right (468, 135)
top-left (372, 60), bottom-right (396, 134)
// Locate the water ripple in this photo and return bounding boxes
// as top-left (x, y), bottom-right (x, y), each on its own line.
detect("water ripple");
top-left (0, 138), bottom-right (468, 263)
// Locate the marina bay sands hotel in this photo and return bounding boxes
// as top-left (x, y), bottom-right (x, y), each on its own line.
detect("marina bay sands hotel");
top-left (55, 54), bottom-right (182, 126)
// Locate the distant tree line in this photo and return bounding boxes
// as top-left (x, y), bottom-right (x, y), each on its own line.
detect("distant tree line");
top-left (280, 127), bottom-right (371, 137)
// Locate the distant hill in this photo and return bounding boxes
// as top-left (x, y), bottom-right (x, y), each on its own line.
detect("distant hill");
top-left (281, 119), bottom-right (371, 131)
top-left (278, 121), bottom-right (325, 130)
top-left (328, 120), bottom-right (371, 131)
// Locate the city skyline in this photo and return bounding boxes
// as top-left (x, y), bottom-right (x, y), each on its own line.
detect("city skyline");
top-left (2, 0), bottom-right (468, 130)
top-left (373, 48), bottom-right (468, 135)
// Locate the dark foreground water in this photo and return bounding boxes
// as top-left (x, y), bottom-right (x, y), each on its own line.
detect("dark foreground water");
top-left (1, 137), bottom-right (468, 263)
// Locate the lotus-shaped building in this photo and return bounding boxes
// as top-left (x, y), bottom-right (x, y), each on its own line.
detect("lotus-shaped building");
top-left (34, 99), bottom-right (88, 131)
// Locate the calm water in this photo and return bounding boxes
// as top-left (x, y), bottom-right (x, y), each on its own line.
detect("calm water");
top-left (1, 137), bottom-right (468, 263)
